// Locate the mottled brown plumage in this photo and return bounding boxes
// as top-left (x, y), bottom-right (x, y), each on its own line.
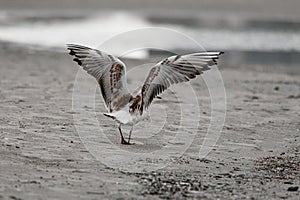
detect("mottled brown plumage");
top-left (112, 93), bottom-right (133, 111)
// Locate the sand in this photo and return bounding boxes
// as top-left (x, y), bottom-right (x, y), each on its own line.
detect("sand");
top-left (0, 43), bottom-right (299, 199)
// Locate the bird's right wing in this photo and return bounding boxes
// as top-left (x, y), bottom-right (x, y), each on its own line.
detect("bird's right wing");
top-left (141, 52), bottom-right (224, 110)
top-left (67, 44), bottom-right (131, 112)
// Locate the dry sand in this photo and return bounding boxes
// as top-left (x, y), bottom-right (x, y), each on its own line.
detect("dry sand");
top-left (0, 43), bottom-right (299, 199)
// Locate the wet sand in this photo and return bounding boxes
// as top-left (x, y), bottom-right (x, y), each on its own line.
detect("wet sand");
top-left (0, 43), bottom-right (299, 199)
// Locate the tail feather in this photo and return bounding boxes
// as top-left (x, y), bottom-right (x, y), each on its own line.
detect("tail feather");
top-left (103, 113), bottom-right (115, 119)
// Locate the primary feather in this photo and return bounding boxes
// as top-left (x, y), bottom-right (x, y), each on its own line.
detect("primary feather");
top-left (140, 52), bottom-right (224, 110)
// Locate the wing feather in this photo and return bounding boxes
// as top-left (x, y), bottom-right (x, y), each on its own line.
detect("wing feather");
top-left (141, 51), bottom-right (224, 109)
top-left (67, 44), bottom-right (131, 112)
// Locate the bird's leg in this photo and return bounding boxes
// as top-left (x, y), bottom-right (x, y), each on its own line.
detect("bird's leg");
top-left (118, 124), bottom-right (128, 144)
top-left (127, 126), bottom-right (134, 144)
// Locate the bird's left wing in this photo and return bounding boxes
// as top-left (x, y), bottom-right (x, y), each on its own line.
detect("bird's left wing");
top-left (140, 52), bottom-right (224, 110)
top-left (67, 44), bottom-right (131, 112)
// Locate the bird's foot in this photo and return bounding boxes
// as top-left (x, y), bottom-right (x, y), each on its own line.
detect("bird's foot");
top-left (121, 140), bottom-right (131, 145)
top-left (121, 139), bottom-right (133, 145)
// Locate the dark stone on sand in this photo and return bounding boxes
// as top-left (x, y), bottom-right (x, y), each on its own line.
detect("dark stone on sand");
top-left (287, 186), bottom-right (298, 192)
top-left (287, 94), bottom-right (300, 99)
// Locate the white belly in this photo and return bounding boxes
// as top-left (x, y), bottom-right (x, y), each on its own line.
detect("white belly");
top-left (106, 106), bottom-right (142, 125)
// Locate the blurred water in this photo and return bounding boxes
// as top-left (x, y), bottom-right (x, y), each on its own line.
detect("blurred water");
top-left (0, 11), bottom-right (299, 63)
top-left (0, 12), bottom-right (151, 58)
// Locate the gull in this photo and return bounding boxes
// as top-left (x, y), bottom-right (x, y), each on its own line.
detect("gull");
top-left (67, 44), bottom-right (223, 145)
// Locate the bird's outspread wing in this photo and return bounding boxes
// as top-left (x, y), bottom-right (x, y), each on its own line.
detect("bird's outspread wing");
top-left (141, 51), bottom-right (224, 110)
top-left (67, 44), bottom-right (131, 112)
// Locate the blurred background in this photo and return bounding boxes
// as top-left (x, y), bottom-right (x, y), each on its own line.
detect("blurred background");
top-left (0, 0), bottom-right (300, 65)
top-left (1, 2), bottom-right (300, 199)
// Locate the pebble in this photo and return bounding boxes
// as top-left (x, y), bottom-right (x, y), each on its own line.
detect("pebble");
top-left (284, 181), bottom-right (293, 185)
top-left (287, 186), bottom-right (298, 192)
